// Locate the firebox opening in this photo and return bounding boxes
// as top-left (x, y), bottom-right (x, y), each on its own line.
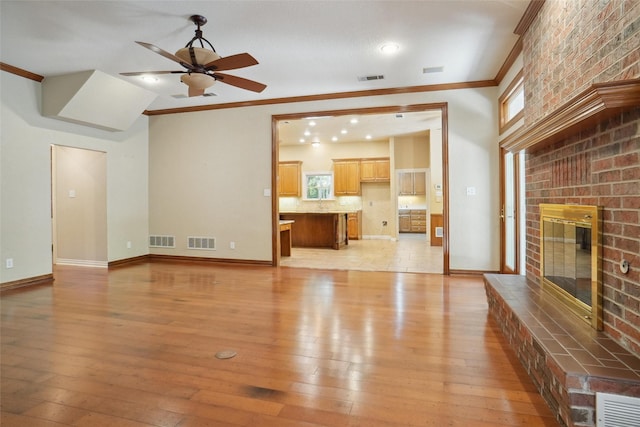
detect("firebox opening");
top-left (540, 204), bottom-right (603, 330)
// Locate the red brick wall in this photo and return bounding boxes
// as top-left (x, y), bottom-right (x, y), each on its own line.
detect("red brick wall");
top-left (523, 0), bottom-right (639, 125)
top-left (524, 109), bottom-right (640, 356)
top-left (521, 0), bottom-right (640, 356)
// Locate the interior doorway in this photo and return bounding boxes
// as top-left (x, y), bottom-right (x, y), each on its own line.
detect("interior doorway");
top-left (271, 103), bottom-right (449, 274)
top-left (51, 145), bottom-right (108, 268)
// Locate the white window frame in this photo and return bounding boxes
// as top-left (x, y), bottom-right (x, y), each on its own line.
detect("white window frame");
top-left (302, 172), bottom-right (334, 200)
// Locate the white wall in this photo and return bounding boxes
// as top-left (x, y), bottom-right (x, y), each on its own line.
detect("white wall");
top-left (150, 87), bottom-right (500, 271)
top-left (1, 71), bottom-right (150, 283)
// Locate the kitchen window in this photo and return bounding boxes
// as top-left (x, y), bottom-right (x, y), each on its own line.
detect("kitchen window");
top-left (303, 172), bottom-right (333, 200)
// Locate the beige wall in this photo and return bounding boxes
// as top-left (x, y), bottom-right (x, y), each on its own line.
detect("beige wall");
top-left (394, 133), bottom-right (429, 169)
top-left (2, 69), bottom-right (501, 279)
top-left (149, 86), bottom-right (500, 270)
top-left (1, 71), bottom-right (150, 283)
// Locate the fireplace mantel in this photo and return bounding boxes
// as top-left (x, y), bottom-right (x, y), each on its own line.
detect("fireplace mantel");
top-left (501, 78), bottom-right (640, 153)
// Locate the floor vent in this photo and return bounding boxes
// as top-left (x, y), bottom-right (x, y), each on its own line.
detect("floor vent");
top-left (188, 236), bottom-right (216, 250)
top-left (357, 74), bottom-right (384, 82)
top-left (596, 392), bottom-right (640, 427)
top-left (149, 235), bottom-right (175, 248)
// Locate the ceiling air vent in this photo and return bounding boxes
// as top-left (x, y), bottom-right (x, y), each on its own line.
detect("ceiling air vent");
top-left (188, 236), bottom-right (216, 250)
top-left (149, 235), bottom-right (175, 248)
top-left (357, 75), bottom-right (384, 82)
top-left (423, 66), bottom-right (444, 74)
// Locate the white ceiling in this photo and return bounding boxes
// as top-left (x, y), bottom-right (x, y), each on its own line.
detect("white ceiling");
top-left (0, 0), bottom-right (528, 112)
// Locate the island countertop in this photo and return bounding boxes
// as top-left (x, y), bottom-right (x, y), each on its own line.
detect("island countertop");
top-left (279, 212), bottom-right (349, 250)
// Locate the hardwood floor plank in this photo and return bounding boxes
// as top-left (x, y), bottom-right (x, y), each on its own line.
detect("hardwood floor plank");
top-left (1, 263), bottom-right (558, 426)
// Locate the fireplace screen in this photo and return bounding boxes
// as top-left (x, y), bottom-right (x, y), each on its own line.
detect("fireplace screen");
top-left (540, 204), bottom-right (602, 329)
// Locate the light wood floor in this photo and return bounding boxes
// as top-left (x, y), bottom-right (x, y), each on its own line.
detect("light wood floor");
top-left (1, 263), bottom-right (558, 426)
top-left (280, 234), bottom-right (443, 274)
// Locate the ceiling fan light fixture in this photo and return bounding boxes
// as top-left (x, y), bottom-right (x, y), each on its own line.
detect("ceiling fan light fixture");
top-left (180, 73), bottom-right (216, 90)
top-left (175, 47), bottom-right (220, 65)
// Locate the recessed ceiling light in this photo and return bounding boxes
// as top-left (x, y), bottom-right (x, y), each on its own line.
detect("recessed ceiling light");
top-left (350, 118), bottom-right (358, 124)
top-left (341, 129), bottom-right (347, 134)
top-left (299, 138), bottom-right (305, 143)
top-left (309, 121), bottom-right (316, 126)
top-left (304, 130), bottom-right (311, 136)
top-left (365, 135), bottom-right (372, 140)
top-left (331, 136), bottom-right (338, 142)
top-left (141, 75), bottom-right (158, 83)
top-left (380, 42), bottom-right (400, 54)
top-left (312, 142), bottom-right (320, 148)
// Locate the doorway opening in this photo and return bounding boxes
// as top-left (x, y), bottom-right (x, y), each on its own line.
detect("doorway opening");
top-left (271, 103), bottom-right (449, 274)
top-left (51, 145), bottom-right (108, 268)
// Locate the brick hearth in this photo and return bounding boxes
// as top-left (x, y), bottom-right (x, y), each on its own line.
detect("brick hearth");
top-left (484, 274), bottom-right (640, 427)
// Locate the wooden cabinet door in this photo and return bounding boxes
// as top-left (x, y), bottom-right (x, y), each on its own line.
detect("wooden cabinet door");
top-left (413, 171), bottom-right (426, 195)
top-left (399, 172), bottom-right (414, 195)
top-left (375, 159), bottom-right (390, 181)
top-left (347, 211), bottom-right (361, 240)
top-left (399, 171), bottom-right (426, 195)
top-left (360, 158), bottom-right (390, 182)
top-left (360, 160), bottom-right (376, 182)
top-left (399, 215), bottom-right (411, 232)
top-left (334, 160), bottom-right (360, 195)
top-left (278, 161), bottom-right (301, 197)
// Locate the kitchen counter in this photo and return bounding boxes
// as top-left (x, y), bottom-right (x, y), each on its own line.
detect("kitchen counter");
top-left (279, 212), bottom-right (348, 250)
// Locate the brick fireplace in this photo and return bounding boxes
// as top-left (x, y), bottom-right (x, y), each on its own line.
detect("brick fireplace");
top-left (486, 1), bottom-right (640, 426)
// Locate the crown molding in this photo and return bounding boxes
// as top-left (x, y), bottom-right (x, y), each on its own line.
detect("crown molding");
top-left (514, 0), bottom-right (545, 36)
top-left (143, 80), bottom-right (496, 116)
top-left (500, 79), bottom-right (640, 153)
top-left (0, 62), bottom-right (44, 82)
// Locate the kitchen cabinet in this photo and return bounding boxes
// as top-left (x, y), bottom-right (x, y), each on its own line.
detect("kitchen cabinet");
top-left (398, 171), bottom-right (426, 195)
top-left (278, 161), bottom-right (302, 197)
top-left (360, 158), bottom-right (390, 182)
top-left (333, 159), bottom-right (360, 195)
top-left (279, 212), bottom-right (348, 250)
top-left (399, 209), bottom-right (426, 233)
top-left (410, 210), bottom-right (427, 232)
top-left (399, 209), bottom-right (411, 232)
top-left (347, 210), bottom-right (362, 240)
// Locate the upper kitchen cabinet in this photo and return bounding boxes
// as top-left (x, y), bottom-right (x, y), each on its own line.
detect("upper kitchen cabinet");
top-left (278, 161), bottom-right (302, 197)
top-left (360, 158), bottom-right (390, 182)
top-left (398, 171), bottom-right (426, 195)
top-left (333, 159), bottom-right (360, 196)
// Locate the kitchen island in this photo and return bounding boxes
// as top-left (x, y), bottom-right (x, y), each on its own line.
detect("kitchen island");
top-left (279, 212), bottom-right (349, 250)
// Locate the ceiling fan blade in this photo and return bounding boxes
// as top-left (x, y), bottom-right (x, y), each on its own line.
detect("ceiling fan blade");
top-left (204, 53), bottom-right (258, 71)
top-left (215, 72), bottom-right (267, 93)
top-left (188, 87), bottom-right (205, 97)
top-left (120, 71), bottom-right (185, 76)
top-left (135, 41), bottom-right (195, 70)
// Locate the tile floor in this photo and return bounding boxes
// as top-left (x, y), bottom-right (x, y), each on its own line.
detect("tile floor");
top-left (280, 233), bottom-right (443, 273)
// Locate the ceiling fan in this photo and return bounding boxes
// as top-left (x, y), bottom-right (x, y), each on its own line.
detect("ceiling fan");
top-left (121, 15), bottom-right (266, 97)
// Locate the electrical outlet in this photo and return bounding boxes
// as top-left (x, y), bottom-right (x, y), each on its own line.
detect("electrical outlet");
top-left (230, 241), bottom-right (235, 249)
top-left (126, 241), bottom-right (132, 249)
top-left (6, 258), bottom-right (14, 269)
